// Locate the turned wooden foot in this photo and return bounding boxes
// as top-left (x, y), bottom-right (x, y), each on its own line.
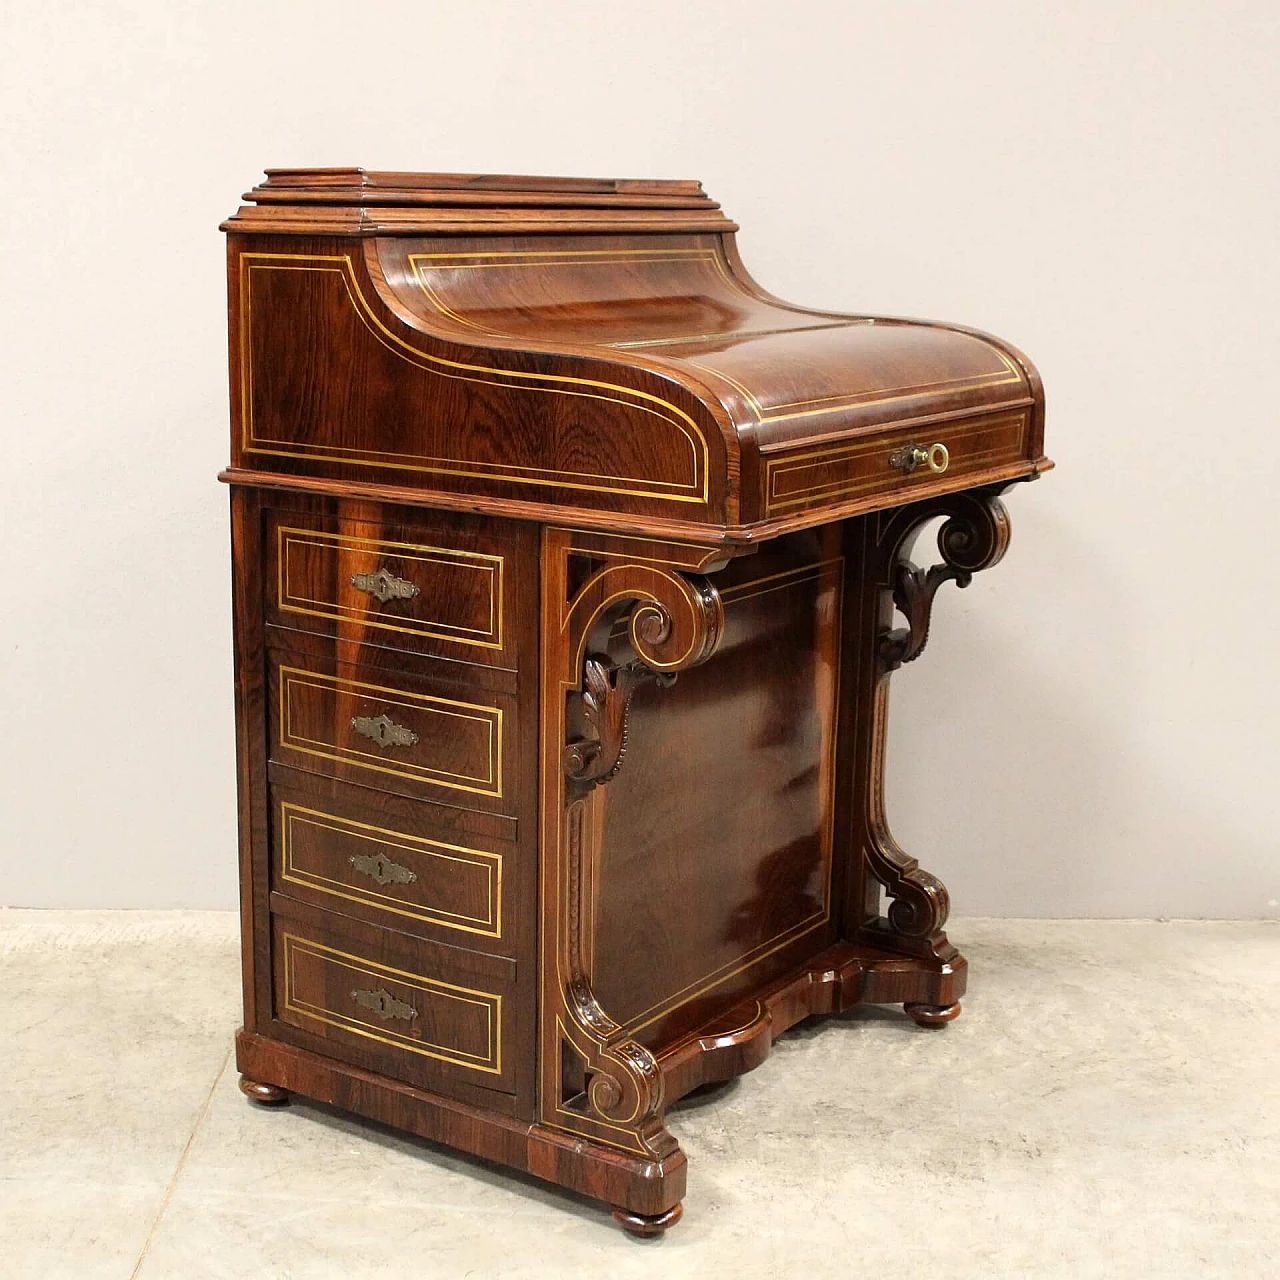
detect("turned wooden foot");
top-left (239, 1075), bottom-right (290, 1105)
top-left (611, 1203), bottom-right (683, 1237)
top-left (904, 1001), bottom-right (961, 1029)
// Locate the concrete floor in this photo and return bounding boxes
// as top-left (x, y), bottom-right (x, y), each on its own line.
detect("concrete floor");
top-left (1, 913), bottom-right (1277, 1279)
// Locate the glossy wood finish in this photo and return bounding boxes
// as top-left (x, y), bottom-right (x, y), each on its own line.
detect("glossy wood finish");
top-left (224, 170), bottom-right (1049, 1234)
top-left (223, 172), bottom-right (1050, 540)
top-left (238, 1077), bottom-right (289, 1105)
top-left (265, 504), bottom-right (512, 665)
top-left (269, 899), bottom-right (517, 1095)
top-left (266, 640), bottom-right (514, 810)
top-left (587, 531), bottom-right (847, 1050)
top-left (269, 773), bottom-right (507, 946)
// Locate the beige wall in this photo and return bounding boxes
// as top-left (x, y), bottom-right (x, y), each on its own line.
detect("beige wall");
top-left (1, 2), bottom-right (1276, 915)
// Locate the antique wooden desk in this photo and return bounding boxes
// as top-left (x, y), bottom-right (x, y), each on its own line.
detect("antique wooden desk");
top-left (221, 169), bottom-right (1050, 1235)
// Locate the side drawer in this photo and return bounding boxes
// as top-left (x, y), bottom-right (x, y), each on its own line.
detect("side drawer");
top-left (267, 645), bottom-right (514, 812)
top-left (265, 503), bottom-right (519, 665)
top-left (761, 407), bottom-right (1031, 516)
top-left (270, 901), bottom-right (518, 1095)
top-left (269, 771), bottom-right (513, 952)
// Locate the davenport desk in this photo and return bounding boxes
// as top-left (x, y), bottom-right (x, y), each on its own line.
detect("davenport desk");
top-left (220, 169), bottom-right (1051, 1235)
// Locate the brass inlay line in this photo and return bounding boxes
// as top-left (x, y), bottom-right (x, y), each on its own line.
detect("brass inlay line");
top-left (607, 557), bottom-right (841, 640)
top-left (615, 558), bottom-right (844, 1036)
top-left (282, 933), bottom-right (501, 1074)
top-left (409, 247), bottom-right (726, 341)
top-left (408, 248), bottom-right (715, 261)
top-left (278, 665), bottom-right (503, 799)
top-left (608, 320), bottom-right (871, 350)
top-left (687, 341), bottom-right (1023, 426)
top-left (240, 253), bottom-right (709, 503)
top-left (717, 557), bottom-right (844, 605)
top-left (279, 802), bottom-right (502, 938)
top-left (277, 525), bottom-right (504, 649)
top-left (764, 412), bottom-right (1027, 513)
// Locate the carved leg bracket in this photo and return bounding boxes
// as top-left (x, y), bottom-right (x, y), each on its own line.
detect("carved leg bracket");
top-left (539, 529), bottom-right (727, 1164)
top-left (851, 488), bottom-right (1013, 987)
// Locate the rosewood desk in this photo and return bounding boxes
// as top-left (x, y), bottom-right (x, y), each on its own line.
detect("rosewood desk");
top-left (220, 169), bottom-right (1050, 1235)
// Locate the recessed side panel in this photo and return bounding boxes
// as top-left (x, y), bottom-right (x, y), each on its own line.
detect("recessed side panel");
top-left (589, 529), bottom-right (846, 1048)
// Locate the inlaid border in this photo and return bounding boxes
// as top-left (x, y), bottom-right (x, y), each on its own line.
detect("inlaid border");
top-left (239, 253), bottom-right (709, 503)
top-left (686, 338), bottom-right (1024, 427)
top-left (763, 411), bottom-right (1029, 514)
top-left (279, 802), bottom-right (503, 938)
top-left (277, 525), bottom-right (504, 650)
top-left (278, 665), bottom-right (503, 799)
top-left (281, 933), bottom-right (502, 1074)
top-left (612, 557), bottom-right (845, 1038)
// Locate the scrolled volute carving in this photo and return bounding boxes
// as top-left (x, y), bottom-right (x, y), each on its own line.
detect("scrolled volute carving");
top-left (553, 556), bottom-right (723, 1142)
top-left (627, 574), bottom-right (723, 672)
top-left (586, 1041), bottom-right (665, 1125)
top-left (878, 491), bottom-right (1011, 671)
top-left (564, 571), bottom-right (722, 788)
top-left (885, 866), bottom-right (952, 938)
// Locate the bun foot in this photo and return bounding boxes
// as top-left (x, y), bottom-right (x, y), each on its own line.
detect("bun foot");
top-left (611, 1203), bottom-right (683, 1237)
top-left (905, 1001), bottom-right (961, 1029)
top-left (239, 1076), bottom-right (290, 1105)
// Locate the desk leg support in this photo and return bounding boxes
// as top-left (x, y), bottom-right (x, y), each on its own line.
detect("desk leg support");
top-left (536, 529), bottom-right (731, 1231)
top-left (848, 488), bottom-right (1014, 1022)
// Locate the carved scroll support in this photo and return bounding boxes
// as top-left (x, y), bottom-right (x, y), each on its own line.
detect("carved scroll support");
top-left (564, 657), bottom-right (676, 786)
top-left (855, 488), bottom-right (1013, 966)
top-left (538, 530), bottom-right (726, 1164)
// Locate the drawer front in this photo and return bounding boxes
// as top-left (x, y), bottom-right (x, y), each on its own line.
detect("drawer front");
top-left (269, 651), bottom-right (512, 810)
top-left (271, 907), bottom-right (517, 1093)
top-left (272, 784), bottom-right (507, 944)
top-left (265, 506), bottom-right (515, 665)
top-left (761, 408), bottom-right (1030, 516)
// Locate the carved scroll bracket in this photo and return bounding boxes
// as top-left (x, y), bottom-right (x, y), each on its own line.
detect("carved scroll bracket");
top-left (540, 534), bottom-right (726, 1159)
top-left (860, 489), bottom-right (1014, 955)
top-left (878, 489), bottom-right (1012, 673)
top-left (564, 567), bottom-right (722, 788)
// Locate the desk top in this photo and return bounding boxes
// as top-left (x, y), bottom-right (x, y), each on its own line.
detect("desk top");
top-left (223, 169), bottom-right (1049, 543)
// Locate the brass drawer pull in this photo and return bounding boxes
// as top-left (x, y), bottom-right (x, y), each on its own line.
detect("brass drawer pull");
top-left (351, 567), bottom-right (420, 603)
top-left (350, 987), bottom-right (418, 1022)
top-left (888, 442), bottom-right (950, 475)
top-left (349, 851), bottom-right (418, 888)
top-left (350, 714), bottom-right (419, 749)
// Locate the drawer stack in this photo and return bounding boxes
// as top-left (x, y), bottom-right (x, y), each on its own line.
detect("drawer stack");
top-left (241, 494), bottom-right (538, 1117)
